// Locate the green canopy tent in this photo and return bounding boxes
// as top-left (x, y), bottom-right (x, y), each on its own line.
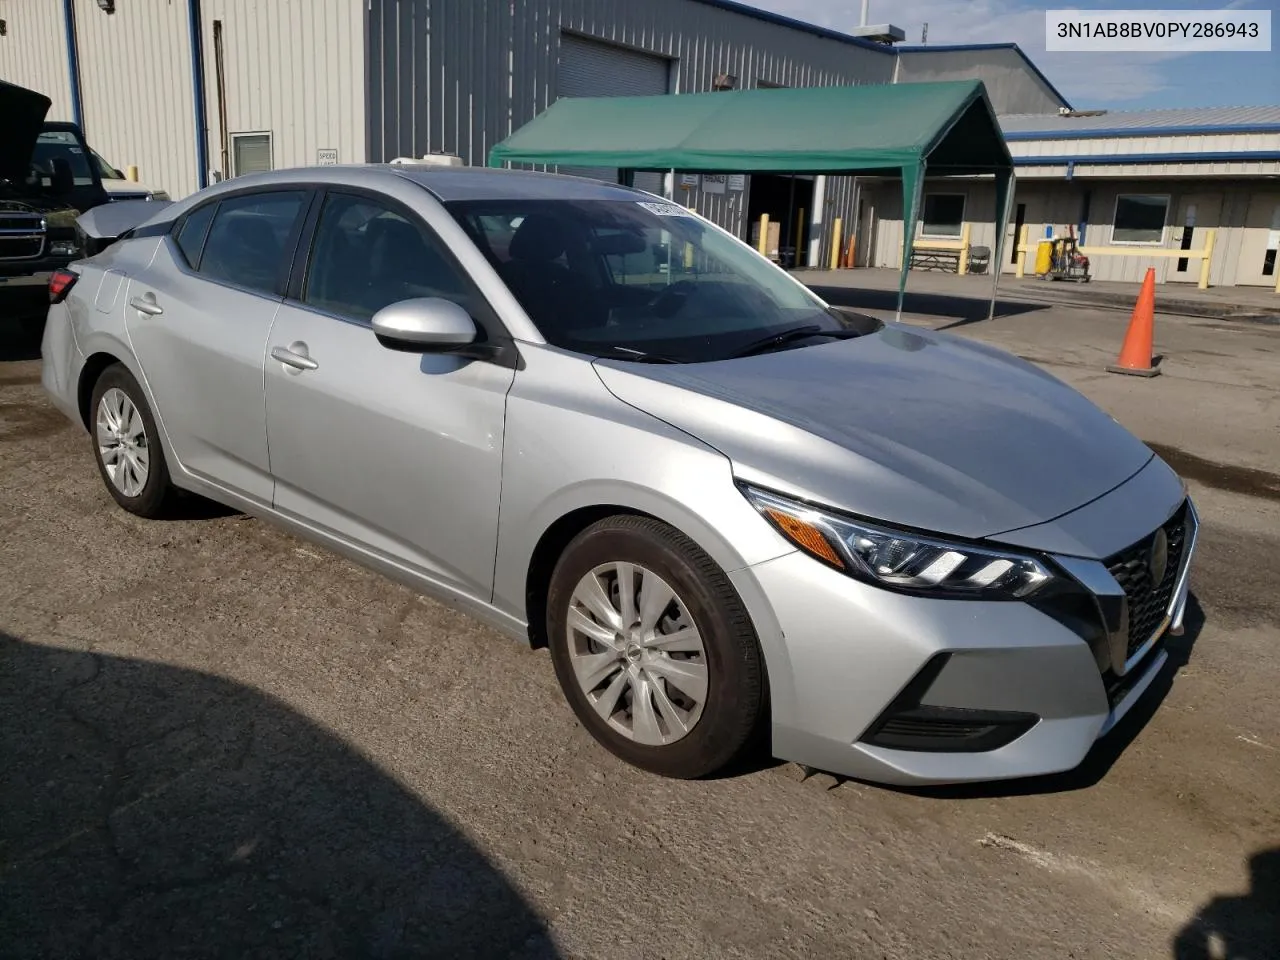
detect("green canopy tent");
top-left (489, 79), bottom-right (1015, 321)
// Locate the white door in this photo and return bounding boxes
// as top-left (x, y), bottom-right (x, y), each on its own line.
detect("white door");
top-left (1233, 194), bottom-right (1280, 287)
top-left (557, 34), bottom-right (669, 195)
top-left (1167, 193), bottom-right (1223, 284)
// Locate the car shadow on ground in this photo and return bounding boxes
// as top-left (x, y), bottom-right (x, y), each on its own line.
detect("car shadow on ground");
top-left (806, 284), bottom-right (1045, 327)
top-left (881, 593), bottom-right (1207, 801)
top-left (0, 631), bottom-right (560, 959)
top-left (1172, 847), bottom-right (1280, 959)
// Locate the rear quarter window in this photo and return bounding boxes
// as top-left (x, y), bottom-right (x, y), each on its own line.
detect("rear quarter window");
top-left (174, 203), bottom-right (216, 268)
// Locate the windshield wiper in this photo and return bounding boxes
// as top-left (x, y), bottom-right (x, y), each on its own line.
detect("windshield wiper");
top-left (728, 325), bottom-right (863, 359)
top-left (597, 346), bottom-right (684, 364)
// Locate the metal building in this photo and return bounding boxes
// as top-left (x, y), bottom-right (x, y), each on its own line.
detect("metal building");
top-left (0, 0), bottom-right (1065, 269)
top-left (859, 106), bottom-right (1280, 289)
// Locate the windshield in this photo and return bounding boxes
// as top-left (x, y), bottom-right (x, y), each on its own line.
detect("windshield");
top-left (447, 197), bottom-right (867, 363)
top-left (90, 149), bottom-right (123, 179)
top-left (31, 130), bottom-right (96, 186)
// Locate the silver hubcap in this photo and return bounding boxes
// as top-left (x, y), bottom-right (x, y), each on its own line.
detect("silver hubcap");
top-left (95, 387), bottom-right (150, 498)
top-left (566, 562), bottom-right (708, 746)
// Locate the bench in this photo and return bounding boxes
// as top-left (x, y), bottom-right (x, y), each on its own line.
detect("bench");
top-left (910, 246), bottom-right (962, 272)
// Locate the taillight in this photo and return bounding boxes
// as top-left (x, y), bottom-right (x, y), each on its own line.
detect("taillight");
top-left (49, 268), bottom-right (78, 304)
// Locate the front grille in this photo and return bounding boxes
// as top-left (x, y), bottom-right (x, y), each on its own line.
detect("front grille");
top-left (0, 236), bottom-right (44, 260)
top-left (0, 213), bottom-right (46, 261)
top-left (1106, 503), bottom-right (1188, 660)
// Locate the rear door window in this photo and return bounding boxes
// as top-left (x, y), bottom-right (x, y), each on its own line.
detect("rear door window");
top-left (198, 191), bottom-right (307, 296)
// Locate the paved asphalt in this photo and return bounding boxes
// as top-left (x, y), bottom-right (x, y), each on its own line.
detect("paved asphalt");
top-left (1, 288), bottom-right (1277, 960)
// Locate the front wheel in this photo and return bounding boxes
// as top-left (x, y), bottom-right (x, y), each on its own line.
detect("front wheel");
top-left (546, 515), bottom-right (766, 779)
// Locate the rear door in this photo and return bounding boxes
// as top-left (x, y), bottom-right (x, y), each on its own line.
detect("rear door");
top-left (125, 188), bottom-right (311, 505)
top-left (263, 189), bottom-right (515, 599)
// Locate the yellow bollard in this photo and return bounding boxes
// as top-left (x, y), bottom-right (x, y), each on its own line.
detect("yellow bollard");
top-left (1199, 229), bottom-right (1216, 290)
top-left (829, 217), bottom-right (842, 270)
top-left (125, 165), bottom-right (139, 182)
top-left (1015, 224), bottom-right (1029, 279)
top-left (684, 241), bottom-right (694, 269)
top-left (958, 222), bottom-right (972, 276)
top-left (757, 214), bottom-right (770, 256)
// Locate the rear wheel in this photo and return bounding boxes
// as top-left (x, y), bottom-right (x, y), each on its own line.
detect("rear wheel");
top-left (546, 515), bottom-right (766, 779)
top-left (90, 364), bottom-right (176, 518)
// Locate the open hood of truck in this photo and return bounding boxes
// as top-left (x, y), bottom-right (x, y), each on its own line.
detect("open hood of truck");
top-left (0, 81), bottom-right (53, 184)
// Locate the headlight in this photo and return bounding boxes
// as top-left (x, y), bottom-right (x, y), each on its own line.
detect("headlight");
top-left (742, 486), bottom-right (1053, 600)
top-left (49, 239), bottom-right (79, 257)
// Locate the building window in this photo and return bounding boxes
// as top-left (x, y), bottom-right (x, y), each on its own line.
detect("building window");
top-left (921, 194), bottom-right (965, 238)
top-left (230, 132), bottom-right (273, 177)
top-left (1111, 195), bottom-right (1168, 244)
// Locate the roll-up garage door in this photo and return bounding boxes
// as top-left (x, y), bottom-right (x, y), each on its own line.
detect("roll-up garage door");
top-left (557, 34), bottom-right (669, 195)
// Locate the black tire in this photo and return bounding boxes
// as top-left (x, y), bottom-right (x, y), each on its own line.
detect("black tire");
top-left (89, 363), bottom-right (176, 518)
top-left (546, 515), bottom-right (766, 779)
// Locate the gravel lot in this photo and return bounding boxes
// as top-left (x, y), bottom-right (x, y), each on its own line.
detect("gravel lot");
top-left (2, 286), bottom-right (1277, 959)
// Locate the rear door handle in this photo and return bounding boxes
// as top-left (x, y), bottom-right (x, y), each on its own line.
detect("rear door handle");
top-left (271, 345), bottom-right (319, 371)
top-left (128, 294), bottom-right (163, 316)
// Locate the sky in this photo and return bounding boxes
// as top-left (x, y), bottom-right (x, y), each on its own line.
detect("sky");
top-left (742, 0), bottom-right (1280, 110)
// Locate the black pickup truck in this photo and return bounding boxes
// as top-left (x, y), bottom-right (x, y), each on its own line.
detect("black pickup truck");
top-left (1, 81), bottom-right (109, 295)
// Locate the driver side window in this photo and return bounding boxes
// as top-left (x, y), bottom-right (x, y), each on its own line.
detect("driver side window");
top-left (301, 193), bottom-right (471, 324)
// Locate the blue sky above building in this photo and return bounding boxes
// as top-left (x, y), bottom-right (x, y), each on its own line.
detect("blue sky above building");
top-left (745, 0), bottom-right (1280, 110)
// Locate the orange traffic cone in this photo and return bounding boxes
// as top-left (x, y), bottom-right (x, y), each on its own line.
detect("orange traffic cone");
top-left (1107, 267), bottom-right (1161, 377)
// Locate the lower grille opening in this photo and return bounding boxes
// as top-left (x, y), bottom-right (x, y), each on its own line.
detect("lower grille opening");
top-left (859, 655), bottom-right (1039, 753)
top-left (1103, 634), bottom-right (1168, 709)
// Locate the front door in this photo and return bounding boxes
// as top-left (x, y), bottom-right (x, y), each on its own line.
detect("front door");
top-left (125, 188), bottom-right (310, 504)
top-left (1167, 193), bottom-right (1224, 284)
top-left (264, 190), bottom-right (515, 600)
top-left (1234, 194), bottom-right (1280, 287)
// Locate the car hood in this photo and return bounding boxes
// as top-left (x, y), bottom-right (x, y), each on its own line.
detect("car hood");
top-left (0, 81), bottom-right (52, 184)
top-left (592, 323), bottom-right (1154, 541)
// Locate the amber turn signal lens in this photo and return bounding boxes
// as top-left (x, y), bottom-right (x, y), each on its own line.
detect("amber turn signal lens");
top-left (763, 508), bottom-right (844, 569)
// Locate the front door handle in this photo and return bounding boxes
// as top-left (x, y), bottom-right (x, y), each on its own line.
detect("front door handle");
top-left (271, 344), bottom-right (319, 371)
top-left (128, 293), bottom-right (164, 316)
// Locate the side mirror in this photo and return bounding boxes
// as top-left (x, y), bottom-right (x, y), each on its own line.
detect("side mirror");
top-left (49, 158), bottom-right (74, 196)
top-left (370, 297), bottom-right (478, 352)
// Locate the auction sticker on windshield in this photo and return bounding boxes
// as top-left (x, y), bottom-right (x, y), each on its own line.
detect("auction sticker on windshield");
top-left (637, 201), bottom-right (695, 218)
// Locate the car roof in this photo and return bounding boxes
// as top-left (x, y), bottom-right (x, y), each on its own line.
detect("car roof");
top-left (206, 164), bottom-right (653, 203)
top-left (390, 166), bottom-right (651, 202)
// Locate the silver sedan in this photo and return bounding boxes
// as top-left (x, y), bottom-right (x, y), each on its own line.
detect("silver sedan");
top-left (41, 166), bottom-right (1197, 785)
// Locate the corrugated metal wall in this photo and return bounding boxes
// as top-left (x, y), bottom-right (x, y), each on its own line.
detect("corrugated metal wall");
top-left (72, 0), bottom-right (199, 197)
top-left (0, 0), bottom-right (366, 201)
top-left (201, 0), bottom-right (366, 186)
top-left (366, 0), bottom-right (894, 261)
top-left (0, 0), bottom-right (75, 120)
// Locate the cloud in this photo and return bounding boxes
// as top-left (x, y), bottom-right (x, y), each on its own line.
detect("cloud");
top-left (741, 0), bottom-right (1205, 104)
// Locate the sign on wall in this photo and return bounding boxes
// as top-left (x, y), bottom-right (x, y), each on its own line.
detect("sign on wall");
top-left (317, 148), bottom-right (339, 165)
top-left (679, 173), bottom-right (699, 189)
top-left (702, 173), bottom-right (728, 195)
top-left (728, 174), bottom-right (746, 192)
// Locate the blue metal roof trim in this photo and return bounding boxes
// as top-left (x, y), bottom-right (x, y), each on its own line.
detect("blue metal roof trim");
top-left (689, 0), bottom-right (894, 53)
top-left (1013, 150), bottom-right (1280, 166)
top-left (1005, 123), bottom-right (1280, 140)
top-left (895, 43), bottom-right (1072, 111)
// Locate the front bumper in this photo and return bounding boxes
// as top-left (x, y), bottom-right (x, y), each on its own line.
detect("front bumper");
top-left (731, 496), bottom-right (1198, 786)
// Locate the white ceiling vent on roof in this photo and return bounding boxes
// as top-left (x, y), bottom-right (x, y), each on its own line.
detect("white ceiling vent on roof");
top-left (389, 154), bottom-right (465, 167)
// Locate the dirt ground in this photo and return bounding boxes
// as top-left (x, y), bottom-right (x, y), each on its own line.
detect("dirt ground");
top-left (1, 283), bottom-right (1277, 960)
